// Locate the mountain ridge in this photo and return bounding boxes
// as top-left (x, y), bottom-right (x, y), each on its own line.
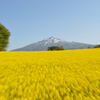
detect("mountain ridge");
top-left (13, 37), bottom-right (95, 51)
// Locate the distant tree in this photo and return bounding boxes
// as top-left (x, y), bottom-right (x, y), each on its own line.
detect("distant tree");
top-left (0, 24), bottom-right (10, 51)
top-left (48, 46), bottom-right (64, 51)
top-left (94, 45), bottom-right (100, 48)
top-left (87, 46), bottom-right (92, 49)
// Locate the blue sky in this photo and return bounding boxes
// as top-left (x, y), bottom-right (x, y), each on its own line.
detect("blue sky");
top-left (0, 0), bottom-right (100, 50)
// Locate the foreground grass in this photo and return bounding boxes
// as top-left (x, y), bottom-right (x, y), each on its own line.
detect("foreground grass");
top-left (0, 48), bottom-right (100, 100)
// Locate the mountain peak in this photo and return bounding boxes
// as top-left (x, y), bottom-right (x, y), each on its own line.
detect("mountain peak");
top-left (43, 36), bottom-right (62, 44)
top-left (48, 36), bottom-right (56, 39)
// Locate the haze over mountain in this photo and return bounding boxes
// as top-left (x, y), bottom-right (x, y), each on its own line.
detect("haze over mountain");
top-left (13, 37), bottom-right (95, 51)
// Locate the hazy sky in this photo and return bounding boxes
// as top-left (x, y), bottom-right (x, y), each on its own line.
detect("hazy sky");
top-left (0, 0), bottom-right (100, 50)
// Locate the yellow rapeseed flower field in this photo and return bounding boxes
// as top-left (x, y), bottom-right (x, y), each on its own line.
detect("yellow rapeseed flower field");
top-left (0, 48), bottom-right (100, 100)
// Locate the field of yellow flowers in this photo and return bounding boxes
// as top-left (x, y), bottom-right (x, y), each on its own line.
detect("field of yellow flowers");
top-left (0, 48), bottom-right (100, 100)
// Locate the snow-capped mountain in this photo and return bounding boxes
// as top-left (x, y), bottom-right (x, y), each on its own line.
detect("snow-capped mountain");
top-left (13, 37), bottom-right (95, 51)
top-left (38, 36), bottom-right (64, 45)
